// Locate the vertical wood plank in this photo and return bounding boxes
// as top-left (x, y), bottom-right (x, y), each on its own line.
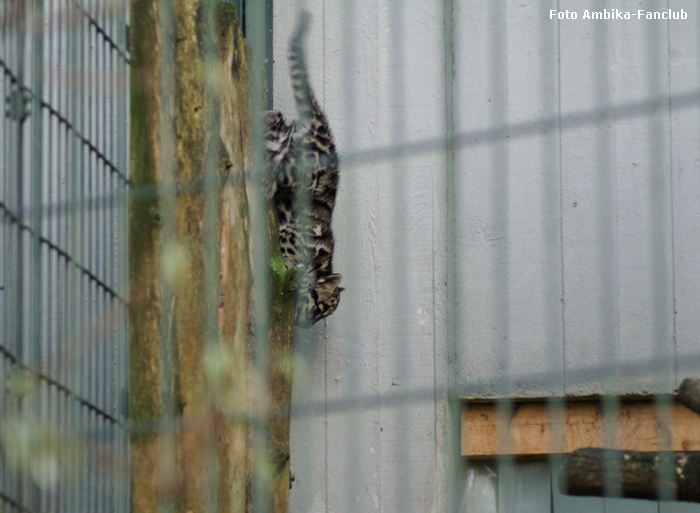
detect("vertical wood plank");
top-left (275, 3), bottom-right (385, 513)
top-left (456, 0), bottom-right (563, 398)
top-left (558, 0), bottom-right (619, 396)
top-left (321, 2), bottom-right (385, 513)
top-left (659, 500), bottom-right (700, 513)
top-left (374, 2), bottom-right (444, 511)
top-left (503, 0), bottom-right (563, 397)
top-left (453, 0), bottom-right (509, 398)
top-left (605, 497), bottom-right (659, 513)
top-left (462, 463), bottom-right (498, 513)
top-left (498, 461), bottom-right (552, 513)
top-left (669, 0), bottom-right (700, 386)
top-left (280, 2), bottom-right (332, 510)
top-left (610, 0), bottom-right (673, 393)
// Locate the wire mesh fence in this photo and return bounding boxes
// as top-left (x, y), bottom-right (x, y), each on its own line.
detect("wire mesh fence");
top-left (0, 0), bottom-right (129, 511)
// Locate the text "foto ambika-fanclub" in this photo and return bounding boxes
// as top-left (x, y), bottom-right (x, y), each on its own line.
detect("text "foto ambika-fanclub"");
top-left (550, 9), bottom-right (688, 20)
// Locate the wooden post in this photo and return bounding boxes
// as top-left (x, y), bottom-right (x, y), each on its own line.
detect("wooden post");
top-left (216, 4), bottom-right (297, 512)
top-left (129, 1), bottom-right (253, 512)
top-left (171, 0), bottom-right (210, 509)
top-left (216, 4), bottom-right (251, 512)
top-left (128, 0), bottom-right (163, 511)
top-left (267, 244), bottom-right (296, 513)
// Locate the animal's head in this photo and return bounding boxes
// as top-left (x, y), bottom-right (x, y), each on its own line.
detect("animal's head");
top-left (295, 273), bottom-right (343, 328)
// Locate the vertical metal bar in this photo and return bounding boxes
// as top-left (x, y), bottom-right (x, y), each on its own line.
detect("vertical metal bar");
top-left (0, 9), bottom-right (12, 505)
top-left (1, 0), bottom-right (6, 366)
top-left (56, 19), bottom-right (70, 509)
top-left (45, 0), bottom-right (53, 388)
top-left (647, 0), bottom-right (675, 502)
top-left (98, 7), bottom-right (107, 500)
top-left (100, 5), bottom-right (109, 506)
top-left (247, 1), bottom-right (272, 511)
top-left (1, 0), bottom-right (8, 503)
top-left (66, 0), bottom-right (77, 509)
top-left (87, 9), bottom-right (96, 509)
top-left (337, 3), bottom-right (364, 512)
top-left (100, 5), bottom-right (110, 503)
top-left (94, 5), bottom-right (102, 507)
top-left (28, 0), bottom-right (44, 510)
top-left (442, 2), bottom-right (462, 512)
top-left (202, 2), bottom-right (220, 510)
top-left (264, 0), bottom-right (273, 110)
top-left (387, 2), bottom-right (412, 512)
top-left (108, 4), bottom-right (118, 510)
top-left (539, 0), bottom-right (565, 491)
top-left (76, 3), bottom-right (87, 509)
top-left (12, 0), bottom-right (26, 379)
top-left (585, 0), bottom-right (622, 501)
top-left (158, 0), bottom-right (177, 510)
top-left (118, 1), bottom-right (130, 510)
top-left (488, 0), bottom-right (513, 499)
top-left (46, 2), bottom-right (57, 509)
top-left (0, 0), bottom-right (7, 499)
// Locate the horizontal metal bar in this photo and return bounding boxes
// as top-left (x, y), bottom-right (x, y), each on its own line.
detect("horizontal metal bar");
top-left (71, 0), bottom-right (130, 64)
top-left (1, 59), bottom-right (129, 185)
top-left (0, 347), bottom-right (126, 429)
top-left (340, 88), bottom-right (700, 166)
top-left (0, 200), bottom-right (128, 304)
top-left (0, 489), bottom-right (34, 513)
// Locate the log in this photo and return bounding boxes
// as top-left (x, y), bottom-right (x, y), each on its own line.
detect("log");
top-left (215, 4), bottom-right (251, 512)
top-left (679, 378), bottom-right (700, 418)
top-left (129, 1), bottom-right (252, 511)
top-left (559, 448), bottom-right (700, 503)
top-left (266, 250), bottom-right (295, 513)
top-left (128, 0), bottom-right (164, 510)
top-left (173, 0), bottom-right (211, 508)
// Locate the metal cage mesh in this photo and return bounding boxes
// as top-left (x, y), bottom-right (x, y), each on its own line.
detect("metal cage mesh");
top-left (0, 1), bottom-right (129, 511)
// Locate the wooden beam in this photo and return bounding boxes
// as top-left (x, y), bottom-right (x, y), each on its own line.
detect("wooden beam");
top-left (462, 400), bottom-right (700, 458)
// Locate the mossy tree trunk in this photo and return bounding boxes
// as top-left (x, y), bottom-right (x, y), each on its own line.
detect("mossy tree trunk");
top-left (171, 0), bottom-right (210, 509)
top-left (129, 1), bottom-right (259, 512)
top-left (216, 4), bottom-right (252, 512)
top-left (265, 229), bottom-right (296, 513)
top-left (128, 0), bottom-right (163, 511)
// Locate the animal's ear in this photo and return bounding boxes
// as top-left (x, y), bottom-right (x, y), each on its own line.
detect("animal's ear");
top-left (317, 273), bottom-right (342, 289)
top-left (263, 109), bottom-right (288, 128)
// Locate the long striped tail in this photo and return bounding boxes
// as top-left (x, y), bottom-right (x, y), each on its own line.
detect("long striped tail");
top-left (288, 10), bottom-right (316, 125)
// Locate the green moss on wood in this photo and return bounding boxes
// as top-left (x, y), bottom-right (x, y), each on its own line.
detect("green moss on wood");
top-left (129, 0), bottom-right (162, 424)
top-left (129, 0), bottom-right (163, 512)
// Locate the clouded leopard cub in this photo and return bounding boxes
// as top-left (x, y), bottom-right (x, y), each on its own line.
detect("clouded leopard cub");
top-left (264, 11), bottom-right (342, 327)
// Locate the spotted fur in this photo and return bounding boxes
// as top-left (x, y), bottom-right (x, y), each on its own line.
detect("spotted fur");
top-left (264, 11), bottom-right (342, 327)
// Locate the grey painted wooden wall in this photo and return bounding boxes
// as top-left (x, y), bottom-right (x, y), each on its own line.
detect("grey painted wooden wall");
top-left (272, 1), bottom-right (700, 512)
top-left (455, 0), bottom-right (700, 400)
